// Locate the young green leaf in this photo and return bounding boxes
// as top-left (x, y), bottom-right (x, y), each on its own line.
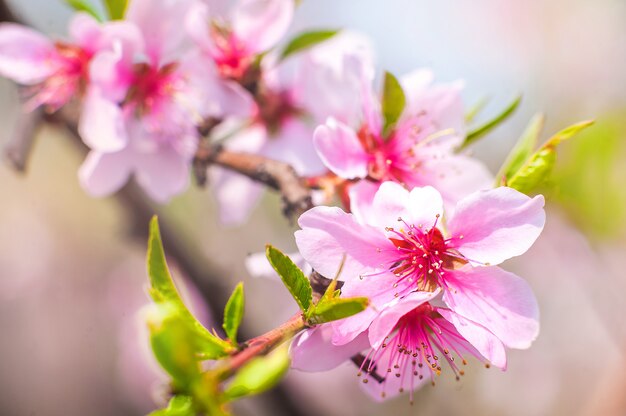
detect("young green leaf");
top-left (381, 71), bottom-right (406, 137)
top-left (496, 114), bottom-right (545, 185)
top-left (147, 303), bottom-right (202, 390)
top-left (149, 395), bottom-right (195, 416)
top-left (279, 29), bottom-right (340, 61)
top-left (223, 342), bottom-right (290, 401)
top-left (507, 120), bottom-right (594, 193)
top-left (308, 296), bottom-right (369, 325)
top-left (461, 95), bottom-right (522, 149)
top-left (265, 245), bottom-right (312, 312)
top-left (147, 217), bottom-right (234, 359)
top-left (64, 0), bottom-right (105, 21)
top-left (223, 283), bottom-right (245, 344)
top-left (103, 0), bottom-right (128, 20)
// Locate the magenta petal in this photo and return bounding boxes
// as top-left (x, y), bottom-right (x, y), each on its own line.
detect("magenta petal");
top-left (0, 23), bottom-right (56, 85)
top-left (448, 187), bottom-right (546, 266)
top-left (443, 265), bottom-right (540, 350)
top-left (368, 290), bottom-right (440, 349)
top-left (79, 151), bottom-right (132, 197)
top-left (290, 326), bottom-right (369, 372)
top-left (68, 12), bottom-right (103, 52)
top-left (296, 206), bottom-right (394, 280)
top-left (313, 118), bottom-right (369, 179)
top-left (232, 0), bottom-right (293, 53)
top-left (437, 308), bottom-right (507, 369)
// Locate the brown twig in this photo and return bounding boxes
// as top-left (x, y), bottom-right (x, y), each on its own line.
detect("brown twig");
top-left (195, 142), bottom-right (314, 221)
top-left (4, 107), bottom-right (43, 172)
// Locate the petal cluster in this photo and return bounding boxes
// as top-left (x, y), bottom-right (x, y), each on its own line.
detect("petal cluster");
top-left (293, 182), bottom-right (545, 400)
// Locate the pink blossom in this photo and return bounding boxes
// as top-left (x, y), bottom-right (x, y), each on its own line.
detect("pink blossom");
top-left (313, 69), bottom-right (493, 206)
top-left (209, 31), bottom-right (375, 224)
top-left (78, 0), bottom-right (208, 202)
top-left (0, 13), bottom-right (106, 111)
top-left (292, 290), bottom-right (507, 401)
top-left (295, 182), bottom-right (544, 349)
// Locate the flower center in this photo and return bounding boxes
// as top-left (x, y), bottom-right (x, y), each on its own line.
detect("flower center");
top-left (27, 42), bottom-right (92, 111)
top-left (254, 87), bottom-right (301, 134)
top-left (358, 304), bottom-right (481, 402)
top-left (125, 62), bottom-right (182, 116)
top-left (384, 216), bottom-right (467, 295)
top-left (211, 27), bottom-right (252, 80)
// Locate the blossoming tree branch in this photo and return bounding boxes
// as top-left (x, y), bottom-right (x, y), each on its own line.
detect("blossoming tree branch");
top-left (0, 0), bottom-right (594, 414)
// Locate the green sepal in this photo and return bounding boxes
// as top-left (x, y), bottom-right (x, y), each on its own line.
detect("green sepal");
top-left (279, 29), bottom-right (340, 61)
top-left (147, 217), bottom-right (234, 359)
top-left (223, 283), bottom-right (245, 344)
top-left (381, 71), bottom-right (406, 138)
top-left (265, 245), bottom-right (313, 312)
top-left (223, 343), bottom-right (290, 401)
top-left (308, 296), bottom-right (369, 325)
top-left (461, 95), bottom-right (522, 149)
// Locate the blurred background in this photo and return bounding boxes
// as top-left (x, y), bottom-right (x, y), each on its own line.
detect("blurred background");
top-left (1, 0), bottom-right (625, 415)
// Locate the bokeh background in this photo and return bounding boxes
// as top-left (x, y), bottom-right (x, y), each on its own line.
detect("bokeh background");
top-left (1, 0), bottom-right (625, 415)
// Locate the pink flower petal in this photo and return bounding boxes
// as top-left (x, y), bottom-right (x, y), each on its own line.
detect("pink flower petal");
top-left (368, 290), bottom-right (440, 349)
top-left (408, 152), bottom-right (493, 208)
top-left (437, 308), bottom-right (507, 369)
top-left (68, 12), bottom-right (103, 52)
top-left (79, 88), bottom-right (128, 152)
top-left (442, 265), bottom-right (540, 350)
top-left (348, 180), bottom-right (381, 226)
top-left (232, 0), bottom-right (294, 54)
top-left (291, 326), bottom-right (369, 372)
top-left (0, 23), bottom-right (57, 85)
top-left (448, 187), bottom-right (546, 266)
top-left (185, 2), bottom-right (214, 53)
top-left (126, 0), bottom-right (194, 64)
top-left (134, 147), bottom-right (191, 203)
top-left (79, 150), bottom-right (132, 197)
top-left (313, 118), bottom-right (369, 179)
top-left (296, 206), bottom-right (394, 280)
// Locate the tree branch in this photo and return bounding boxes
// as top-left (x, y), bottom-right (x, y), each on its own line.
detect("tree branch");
top-left (194, 143), bottom-right (314, 222)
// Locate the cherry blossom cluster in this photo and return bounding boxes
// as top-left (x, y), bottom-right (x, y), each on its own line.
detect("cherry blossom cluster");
top-left (0, 0), bottom-right (549, 405)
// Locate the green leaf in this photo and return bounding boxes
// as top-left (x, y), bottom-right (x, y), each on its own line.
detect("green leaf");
top-left (462, 95), bottom-right (522, 149)
top-left (265, 245), bottom-right (312, 312)
top-left (381, 71), bottom-right (406, 137)
top-left (64, 0), bottom-right (105, 21)
top-left (496, 114), bottom-right (545, 185)
top-left (308, 297), bottom-right (369, 325)
top-left (147, 217), bottom-right (234, 359)
top-left (223, 283), bottom-right (245, 344)
top-left (507, 120), bottom-right (594, 193)
top-left (149, 395), bottom-right (195, 416)
top-left (103, 0), bottom-right (128, 20)
top-left (147, 303), bottom-right (202, 389)
top-left (223, 343), bottom-right (290, 401)
top-left (279, 29), bottom-right (340, 60)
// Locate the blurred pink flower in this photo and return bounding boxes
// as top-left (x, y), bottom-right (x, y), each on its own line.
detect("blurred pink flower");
top-left (313, 68), bottom-right (493, 207)
top-left (211, 31), bottom-right (375, 224)
top-left (78, 0), bottom-right (207, 202)
top-left (296, 182), bottom-right (544, 349)
top-left (0, 13), bottom-right (106, 111)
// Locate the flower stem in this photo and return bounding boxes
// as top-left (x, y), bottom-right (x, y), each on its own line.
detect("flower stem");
top-left (214, 312), bottom-right (307, 381)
